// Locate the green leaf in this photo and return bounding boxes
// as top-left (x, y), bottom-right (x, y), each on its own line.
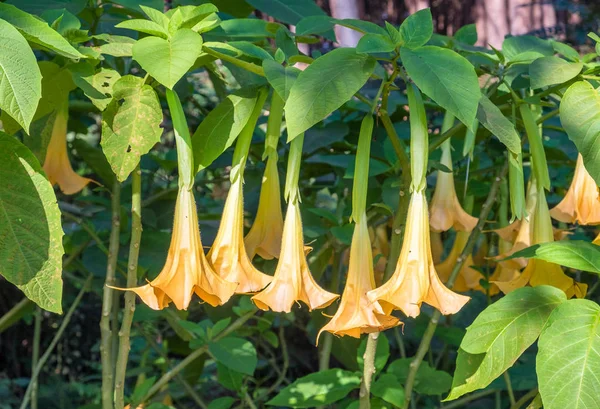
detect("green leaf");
top-left (0, 4), bottom-right (84, 59)
top-left (371, 374), bottom-right (405, 407)
top-left (70, 64), bottom-right (121, 111)
top-left (209, 337), bottom-right (257, 376)
top-left (387, 359), bottom-right (451, 395)
top-left (217, 362), bottom-right (244, 391)
top-left (245, 0), bottom-right (326, 25)
top-left (398, 8), bottom-right (433, 49)
top-left (502, 35), bottom-right (554, 63)
top-left (208, 397), bottom-right (236, 409)
top-left (5, 0), bottom-right (87, 15)
top-left (192, 89), bottom-right (258, 172)
top-left (101, 75), bottom-right (163, 181)
top-left (477, 95), bottom-right (521, 154)
top-left (445, 286), bottom-right (566, 401)
top-left (537, 299), bottom-right (600, 409)
top-left (263, 60), bottom-right (300, 101)
top-left (401, 46), bottom-right (480, 129)
top-left (96, 35), bottom-right (136, 57)
top-left (0, 133), bottom-right (63, 313)
top-left (504, 241), bottom-right (600, 274)
top-left (529, 56), bottom-right (583, 89)
top-left (0, 19), bottom-right (42, 132)
top-left (207, 18), bottom-right (275, 39)
top-left (356, 33), bottom-right (396, 54)
top-left (116, 19), bottom-right (169, 38)
top-left (285, 48), bottom-right (376, 140)
top-left (357, 333), bottom-right (389, 372)
top-left (71, 138), bottom-right (117, 189)
top-left (454, 24), bottom-right (477, 45)
top-left (559, 81), bottom-right (600, 185)
top-left (132, 28), bottom-right (203, 89)
top-left (266, 368), bottom-right (361, 408)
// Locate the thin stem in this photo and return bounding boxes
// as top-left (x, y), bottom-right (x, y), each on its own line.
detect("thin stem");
top-left (0, 298), bottom-right (33, 334)
top-left (318, 332), bottom-right (333, 371)
top-left (393, 327), bottom-right (407, 359)
top-left (244, 391), bottom-right (259, 409)
top-left (202, 46), bottom-right (265, 77)
top-left (141, 311), bottom-right (256, 402)
top-left (101, 182), bottom-right (120, 409)
top-left (504, 371), bottom-right (516, 405)
top-left (359, 332), bottom-right (379, 409)
top-left (510, 388), bottom-right (539, 409)
top-left (114, 166), bottom-right (142, 409)
top-left (19, 276), bottom-right (92, 409)
top-left (402, 163), bottom-right (509, 409)
top-left (31, 307), bottom-right (42, 409)
top-left (440, 389), bottom-right (497, 409)
top-left (429, 122), bottom-right (465, 152)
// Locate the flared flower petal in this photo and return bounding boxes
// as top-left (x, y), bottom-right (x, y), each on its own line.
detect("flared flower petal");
top-left (550, 154), bottom-right (600, 225)
top-left (244, 155), bottom-right (284, 260)
top-left (319, 217), bottom-right (400, 340)
top-left (429, 145), bottom-right (477, 232)
top-left (123, 189), bottom-right (237, 310)
top-left (252, 199), bottom-right (339, 312)
top-left (43, 110), bottom-right (92, 195)
top-left (368, 191), bottom-right (470, 318)
top-left (209, 177), bottom-right (272, 293)
top-left (436, 231), bottom-right (484, 293)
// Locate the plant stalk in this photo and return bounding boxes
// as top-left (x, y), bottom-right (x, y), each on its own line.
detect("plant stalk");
top-left (31, 307), bottom-right (42, 409)
top-left (359, 332), bottom-right (379, 409)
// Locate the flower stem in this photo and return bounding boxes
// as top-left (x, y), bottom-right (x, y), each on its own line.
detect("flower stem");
top-left (359, 332), bottom-right (379, 409)
top-left (401, 162), bottom-right (508, 409)
top-left (504, 371), bottom-right (516, 405)
top-left (441, 389), bottom-right (497, 409)
top-left (101, 181), bottom-right (120, 409)
top-left (114, 166), bottom-right (142, 409)
top-left (31, 307), bottom-right (41, 409)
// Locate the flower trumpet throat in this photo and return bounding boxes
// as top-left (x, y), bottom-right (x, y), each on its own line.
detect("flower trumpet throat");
top-left (252, 198), bottom-right (339, 313)
top-left (208, 176), bottom-right (273, 293)
top-left (319, 216), bottom-right (400, 340)
top-left (122, 188), bottom-right (237, 310)
top-left (368, 190), bottom-right (470, 318)
top-left (43, 108), bottom-right (92, 195)
top-left (244, 154), bottom-right (284, 260)
top-left (429, 141), bottom-right (477, 232)
top-left (550, 154), bottom-right (600, 225)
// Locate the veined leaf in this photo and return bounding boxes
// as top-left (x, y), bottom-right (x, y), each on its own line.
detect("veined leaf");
top-left (262, 59), bottom-right (300, 101)
top-left (132, 28), bottom-right (203, 89)
top-left (70, 64), bottom-right (121, 111)
top-left (0, 134), bottom-right (63, 313)
top-left (356, 33), bottom-right (396, 54)
top-left (209, 337), bottom-right (257, 376)
top-left (477, 94), bottom-right (521, 154)
top-left (445, 286), bottom-right (566, 401)
top-left (454, 24), bottom-right (477, 45)
top-left (537, 299), bottom-right (600, 409)
top-left (116, 19), bottom-right (169, 38)
top-left (245, 0), bottom-right (326, 25)
top-left (504, 241), bottom-right (600, 274)
top-left (559, 81), bottom-right (600, 185)
top-left (401, 46), bottom-right (480, 129)
top-left (284, 48), bottom-right (376, 140)
top-left (101, 75), bottom-right (163, 181)
top-left (502, 35), bottom-right (554, 63)
top-left (529, 56), bottom-right (583, 89)
top-left (0, 4), bottom-right (84, 59)
top-left (398, 8), bottom-right (433, 49)
top-left (0, 19), bottom-right (42, 132)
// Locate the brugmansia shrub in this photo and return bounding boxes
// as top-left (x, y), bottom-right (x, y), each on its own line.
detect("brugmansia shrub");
top-left (1, 2), bottom-right (600, 409)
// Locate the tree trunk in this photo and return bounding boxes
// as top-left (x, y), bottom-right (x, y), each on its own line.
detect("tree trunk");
top-left (329, 0), bottom-right (363, 47)
top-left (405, 0), bottom-right (430, 15)
top-left (476, 0), bottom-right (510, 48)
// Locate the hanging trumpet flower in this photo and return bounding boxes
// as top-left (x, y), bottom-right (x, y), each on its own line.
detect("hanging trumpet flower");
top-left (43, 103), bottom-right (92, 195)
top-left (252, 133), bottom-right (339, 312)
top-left (368, 85), bottom-right (470, 318)
top-left (244, 92), bottom-right (285, 260)
top-left (319, 116), bottom-right (400, 339)
top-left (550, 154), bottom-right (600, 225)
top-left (429, 113), bottom-right (477, 233)
top-left (119, 90), bottom-right (237, 310)
top-left (208, 89), bottom-right (273, 293)
top-left (436, 230), bottom-right (483, 293)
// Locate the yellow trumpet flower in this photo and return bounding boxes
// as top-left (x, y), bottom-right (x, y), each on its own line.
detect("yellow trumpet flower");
top-left (436, 230), bottom-right (484, 293)
top-left (487, 237), bottom-right (520, 296)
top-left (125, 188), bottom-right (237, 310)
top-left (368, 190), bottom-right (470, 318)
top-left (493, 184), bottom-right (587, 298)
top-left (550, 154), bottom-right (600, 225)
top-left (43, 108), bottom-right (92, 195)
top-left (208, 177), bottom-right (272, 293)
top-left (244, 154), bottom-right (284, 260)
top-left (252, 199), bottom-right (339, 313)
top-left (429, 142), bottom-right (477, 232)
top-left (319, 217), bottom-right (400, 339)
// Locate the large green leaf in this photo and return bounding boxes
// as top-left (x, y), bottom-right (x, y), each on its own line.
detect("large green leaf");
top-left (266, 368), bottom-right (361, 408)
top-left (132, 28), bottom-right (203, 89)
top-left (208, 337), bottom-right (257, 376)
top-left (101, 75), bottom-right (163, 181)
top-left (262, 59), bottom-right (300, 101)
top-left (191, 89), bottom-right (258, 172)
top-left (559, 81), bottom-right (600, 185)
top-left (70, 64), bottom-right (121, 111)
top-left (0, 4), bottom-right (84, 59)
top-left (445, 286), bottom-right (566, 400)
top-left (371, 374), bottom-right (405, 407)
top-left (387, 359), bottom-right (452, 395)
top-left (502, 35), bottom-right (554, 63)
top-left (401, 46), bottom-right (480, 129)
top-left (284, 48), bottom-right (376, 140)
top-left (245, 0), bottom-right (326, 25)
top-left (505, 241), bottom-right (600, 274)
top-left (477, 94), bottom-right (521, 154)
top-left (529, 56), bottom-right (582, 89)
top-left (0, 19), bottom-right (42, 133)
top-left (398, 8), bottom-right (433, 49)
top-left (0, 134), bottom-right (63, 313)
top-left (537, 299), bottom-right (600, 409)
top-left (5, 0), bottom-right (87, 15)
